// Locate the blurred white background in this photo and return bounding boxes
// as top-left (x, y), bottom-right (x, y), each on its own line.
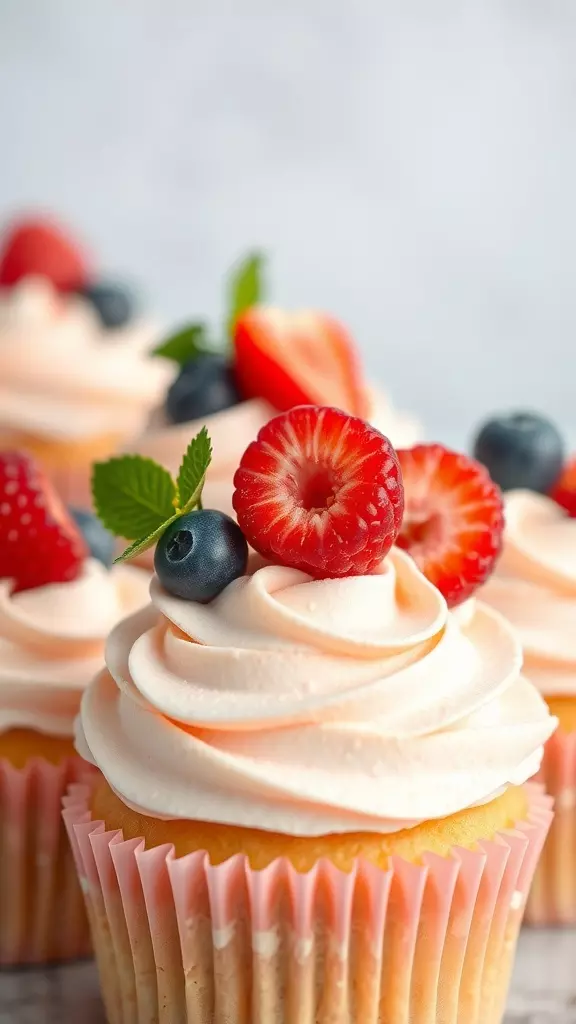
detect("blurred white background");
top-left (1, 0), bottom-right (575, 445)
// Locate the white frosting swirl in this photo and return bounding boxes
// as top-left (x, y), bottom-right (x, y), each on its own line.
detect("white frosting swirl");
top-left (0, 559), bottom-right (150, 736)
top-left (76, 548), bottom-right (554, 836)
top-left (482, 490), bottom-right (576, 697)
top-left (0, 277), bottom-right (171, 441)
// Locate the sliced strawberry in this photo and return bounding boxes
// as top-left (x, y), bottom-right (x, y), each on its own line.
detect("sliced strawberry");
top-left (549, 456), bottom-right (576, 517)
top-left (232, 405), bottom-right (403, 578)
top-left (395, 444), bottom-right (504, 606)
top-left (233, 307), bottom-right (368, 417)
top-left (0, 218), bottom-right (90, 292)
top-left (0, 452), bottom-right (88, 592)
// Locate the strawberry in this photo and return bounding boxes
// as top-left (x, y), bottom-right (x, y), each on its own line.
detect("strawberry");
top-left (395, 444), bottom-right (504, 607)
top-left (0, 218), bottom-right (90, 292)
top-left (549, 456), bottom-right (576, 517)
top-left (233, 307), bottom-right (368, 417)
top-left (232, 405), bottom-right (403, 577)
top-left (0, 452), bottom-right (87, 592)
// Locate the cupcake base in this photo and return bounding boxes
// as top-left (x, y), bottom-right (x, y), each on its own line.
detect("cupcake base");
top-left (0, 745), bottom-right (93, 967)
top-left (63, 781), bottom-right (551, 1023)
top-left (525, 726), bottom-right (576, 925)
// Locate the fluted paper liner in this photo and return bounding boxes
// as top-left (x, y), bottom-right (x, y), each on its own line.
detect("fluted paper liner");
top-left (0, 755), bottom-right (93, 966)
top-left (63, 783), bottom-right (551, 1024)
top-left (526, 729), bottom-right (576, 925)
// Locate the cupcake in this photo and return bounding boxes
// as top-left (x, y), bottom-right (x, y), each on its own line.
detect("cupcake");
top-left (65, 409), bottom-right (554, 1022)
top-left (474, 411), bottom-right (576, 924)
top-left (0, 450), bottom-right (150, 966)
top-left (133, 254), bottom-right (421, 530)
top-left (0, 216), bottom-right (171, 507)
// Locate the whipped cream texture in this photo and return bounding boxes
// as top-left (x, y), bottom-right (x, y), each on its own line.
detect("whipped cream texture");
top-left (0, 277), bottom-right (171, 441)
top-left (482, 490), bottom-right (576, 697)
top-left (0, 559), bottom-right (150, 736)
top-left (77, 548), bottom-right (554, 836)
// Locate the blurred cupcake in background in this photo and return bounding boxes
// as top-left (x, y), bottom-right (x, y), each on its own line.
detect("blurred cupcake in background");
top-left (0, 215), bottom-right (171, 508)
top-left (67, 411), bottom-right (553, 1023)
top-left (131, 252), bottom-right (422, 523)
top-left (0, 449), bottom-right (150, 966)
top-left (474, 411), bottom-right (576, 925)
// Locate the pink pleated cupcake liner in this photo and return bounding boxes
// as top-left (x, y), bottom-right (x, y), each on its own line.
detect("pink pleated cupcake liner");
top-left (63, 782), bottom-right (551, 1024)
top-left (48, 462), bottom-right (94, 511)
top-left (526, 728), bottom-right (576, 925)
top-left (0, 755), bottom-right (94, 966)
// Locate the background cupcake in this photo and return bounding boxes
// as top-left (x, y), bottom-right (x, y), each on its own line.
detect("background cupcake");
top-left (132, 252), bottom-right (422, 527)
top-left (0, 216), bottom-right (171, 508)
top-left (475, 410), bottom-right (576, 925)
top-left (0, 450), bottom-right (150, 965)
top-left (66, 409), bottom-right (553, 1022)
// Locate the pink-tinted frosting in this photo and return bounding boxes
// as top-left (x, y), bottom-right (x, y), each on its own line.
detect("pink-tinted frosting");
top-left (0, 277), bottom-right (171, 441)
top-left (481, 490), bottom-right (576, 697)
top-left (0, 559), bottom-right (151, 737)
top-left (76, 548), bottom-right (554, 836)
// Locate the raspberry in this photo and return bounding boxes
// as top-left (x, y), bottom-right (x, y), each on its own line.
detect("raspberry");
top-left (232, 405), bottom-right (403, 578)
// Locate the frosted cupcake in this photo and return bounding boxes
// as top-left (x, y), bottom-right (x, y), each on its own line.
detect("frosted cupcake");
top-left (0, 450), bottom-right (150, 965)
top-left (474, 410), bottom-right (576, 924)
top-left (66, 409), bottom-right (554, 1022)
top-left (0, 217), bottom-right (170, 507)
top-left (135, 253), bottom-right (421, 521)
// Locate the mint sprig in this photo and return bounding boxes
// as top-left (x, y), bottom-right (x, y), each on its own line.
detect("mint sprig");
top-left (151, 250), bottom-right (266, 369)
top-left (91, 428), bottom-right (214, 562)
top-left (151, 322), bottom-right (210, 368)
top-left (226, 251), bottom-right (264, 339)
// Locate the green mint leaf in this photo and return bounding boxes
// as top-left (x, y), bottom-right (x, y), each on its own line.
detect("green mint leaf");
top-left (226, 251), bottom-right (264, 338)
top-left (92, 456), bottom-right (177, 540)
top-left (152, 322), bottom-right (210, 366)
top-left (114, 513), bottom-right (180, 563)
top-left (176, 426), bottom-right (213, 512)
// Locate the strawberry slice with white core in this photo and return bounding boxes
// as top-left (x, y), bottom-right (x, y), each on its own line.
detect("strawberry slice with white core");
top-left (395, 444), bottom-right (504, 607)
top-left (233, 405), bottom-right (404, 578)
top-left (233, 307), bottom-right (368, 417)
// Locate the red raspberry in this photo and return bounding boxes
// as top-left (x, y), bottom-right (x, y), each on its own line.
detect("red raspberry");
top-left (0, 217), bottom-right (90, 292)
top-left (395, 444), bottom-right (504, 607)
top-left (233, 307), bottom-right (368, 417)
top-left (232, 405), bottom-right (404, 578)
top-left (549, 456), bottom-right (576, 517)
top-left (0, 452), bottom-right (87, 592)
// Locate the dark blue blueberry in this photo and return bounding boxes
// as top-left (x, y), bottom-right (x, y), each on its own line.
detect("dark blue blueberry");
top-left (472, 412), bottom-right (564, 493)
top-left (70, 508), bottom-right (115, 566)
top-left (79, 281), bottom-right (134, 329)
top-left (154, 510), bottom-right (248, 602)
top-left (165, 354), bottom-right (241, 424)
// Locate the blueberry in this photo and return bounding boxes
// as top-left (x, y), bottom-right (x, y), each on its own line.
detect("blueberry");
top-left (79, 281), bottom-right (134, 329)
top-left (70, 508), bottom-right (115, 566)
top-left (165, 354), bottom-right (241, 424)
top-left (472, 412), bottom-right (565, 493)
top-left (154, 510), bottom-right (248, 602)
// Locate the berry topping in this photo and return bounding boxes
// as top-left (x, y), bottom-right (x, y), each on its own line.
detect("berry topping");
top-left (165, 354), bottom-right (242, 425)
top-left (395, 444), bottom-right (504, 607)
top-left (154, 510), bottom-right (248, 602)
top-left (232, 405), bottom-right (403, 578)
top-left (0, 218), bottom-right (89, 292)
top-left (80, 281), bottom-right (134, 329)
top-left (70, 508), bottom-right (115, 566)
top-left (549, 456), bottom-right (576, 517)
top-left (472, 412), bottom-right (564, 494)
top-left (0, 452), bottom-right (87, 592)
top-left (233, 308), bottom-right (367, 417)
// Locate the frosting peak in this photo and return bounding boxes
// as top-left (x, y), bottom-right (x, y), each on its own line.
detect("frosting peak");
top-left (77, 548), bottom-right (554, 835)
